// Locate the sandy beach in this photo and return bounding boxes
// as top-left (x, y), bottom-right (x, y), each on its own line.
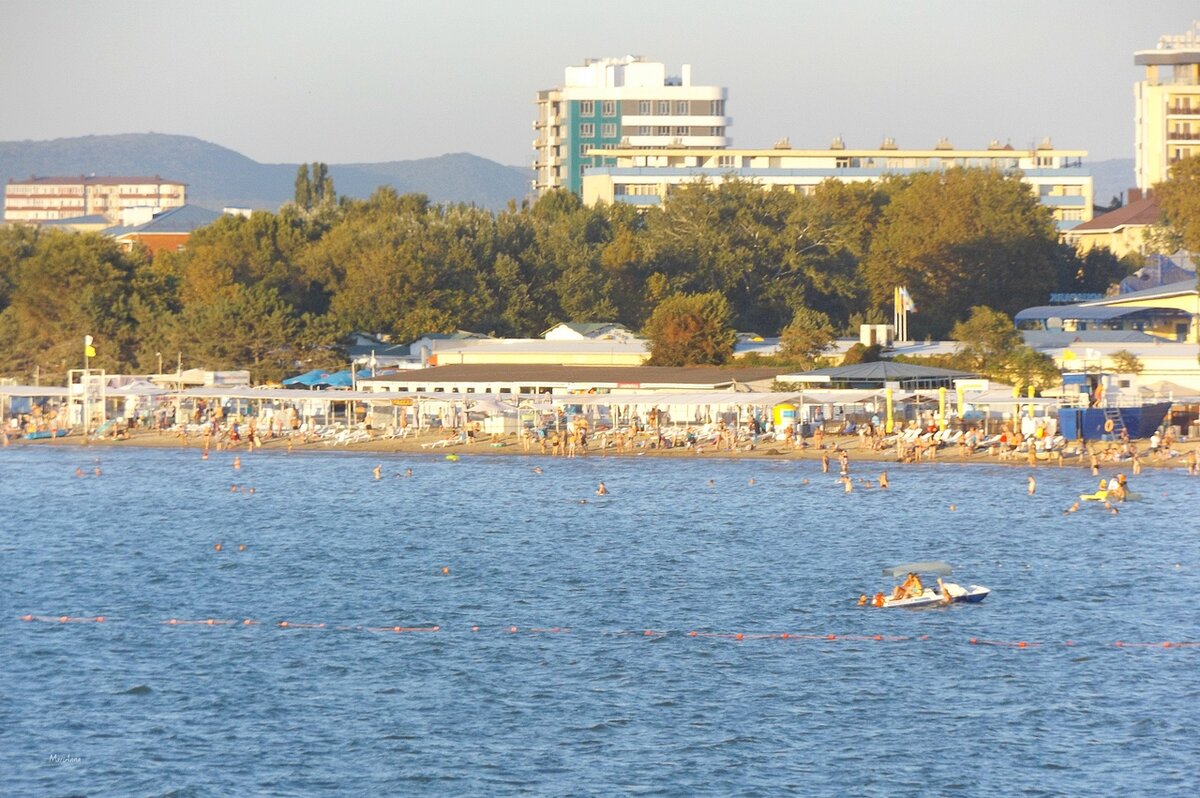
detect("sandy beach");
top-left (10, 426), bottom-right (1200, 472)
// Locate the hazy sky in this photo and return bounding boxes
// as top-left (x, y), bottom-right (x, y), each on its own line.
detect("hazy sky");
top-left (2, 1), bottom-right (1196, 166)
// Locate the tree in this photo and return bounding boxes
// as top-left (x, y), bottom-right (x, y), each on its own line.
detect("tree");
top-left (1153, 154), bottom-right (1200, 253)
top-left (0, 230), bottom-right (142, 381)
top-left (292, 162), bottom-right (336, 212)
top-left (642, 292), bottom-right (736, 366)
top-left (1110, 349), bottom-right (1145, 375)
top-left (950, 306), bottom-right (1057, 388)
top-left (863, 168), bottom-right (1059, 338)
top-left (778, 307), bottom-right (836, 368)
top-left (840, 343), bottom-right (883, 365)
top-left (1052, 243), bottom-right (1131, 295)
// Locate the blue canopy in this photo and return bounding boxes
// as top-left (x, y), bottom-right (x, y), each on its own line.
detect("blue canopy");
top-left (312, 369), bottom-right (373, 388)
top-left (282, 369), bottom-right (327, 387)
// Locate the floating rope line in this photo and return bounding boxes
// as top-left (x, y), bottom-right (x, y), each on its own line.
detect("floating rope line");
top-left (16, 615), bottom-right (1198, 650)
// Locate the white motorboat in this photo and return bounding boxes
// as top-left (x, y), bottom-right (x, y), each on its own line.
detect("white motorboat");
top-left (864, 561), bottom-right (990, 608)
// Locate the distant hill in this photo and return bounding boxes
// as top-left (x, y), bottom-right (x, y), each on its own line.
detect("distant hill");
top-left (0, 133), bottom-right (533, 212)
top-left (1090, 158), bottom-right (1134, 208)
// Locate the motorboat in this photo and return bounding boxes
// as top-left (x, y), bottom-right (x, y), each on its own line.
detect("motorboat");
top-left (863, 561), bottom-right (990, 608)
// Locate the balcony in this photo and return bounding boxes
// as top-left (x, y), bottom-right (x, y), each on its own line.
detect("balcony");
top-left (1166, 106), bottom-right (1200, 115)
top-left (1166, 131), bottom-right (1200, 141)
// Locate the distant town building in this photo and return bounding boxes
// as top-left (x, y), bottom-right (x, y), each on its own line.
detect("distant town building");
top-left (533, 56), bottom-right (730, 196)
top-left (581, 140), bottom-right (1093, 230)
top-left (1134, 22), bottom-right (1200, 191)
top-left (3, 175), bottom-right (186, 225)
top-left (541, 322), bottom-right (635, 341)
top-left (106, 204), bottom-right (223, 255)
top-left (1061, 189), bottom-right (1161, 258)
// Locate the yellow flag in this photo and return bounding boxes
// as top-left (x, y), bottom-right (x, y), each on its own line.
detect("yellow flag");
top-left (85, 345), bottom-right (96, 358)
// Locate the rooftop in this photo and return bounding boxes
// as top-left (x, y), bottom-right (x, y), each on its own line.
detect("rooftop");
top-left (9, 175), bottom-right (186, 186)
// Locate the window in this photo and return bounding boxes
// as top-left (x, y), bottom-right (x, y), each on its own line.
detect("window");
top-left (580, 144), bottom-right (590, 156)
top-left (601, 123), bottom-right (616, 137)
top-left (602, 100), bottom-right (615, 116)
top-left (675, 126), bottom-right (689, 136)
top-left (718, 155), bottom-right (736, 168)
top-left (638, 100), bottom-right (650, 114)
top-left (639, 125), bottom-right (650, 136)
top-left (657, 126), bottom-right (671, 136)
top-left (658, 100), bottom-right (670, 114)
top-left (710, 99), bottom-right (724, 115)
top-left (580, 100), bottom-right (594, 115)
top-left (580, 164), bottom-right (588, 176)
top-left (676, 100), bottom-right (688, 114)
top-left (580, 123), bottom-right (595, 138)
top-left (710, 126), bottom-right (725, 137)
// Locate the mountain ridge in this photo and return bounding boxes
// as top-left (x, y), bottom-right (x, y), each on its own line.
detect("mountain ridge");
top-left (0, 132), bottom-right (1136, 216)
top-left (0, 133), bottom-right (533, 212)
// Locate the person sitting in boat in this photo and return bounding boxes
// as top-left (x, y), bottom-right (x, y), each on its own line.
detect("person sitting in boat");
top-left (891, 572), bottom-right (924, 601)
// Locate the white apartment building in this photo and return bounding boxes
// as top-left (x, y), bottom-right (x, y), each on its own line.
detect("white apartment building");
top-left (1134, 22), bottom-right (1200, 191)
top-left (533, 56), bottom-right (730, 196)
top-left (582, 139), bottom-right (1093, 230)
top-left (4, 175), bottom-right (187, 224)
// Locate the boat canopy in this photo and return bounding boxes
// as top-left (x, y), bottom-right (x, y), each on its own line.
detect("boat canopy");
top-left (882, 561), bottom-right (953, 577)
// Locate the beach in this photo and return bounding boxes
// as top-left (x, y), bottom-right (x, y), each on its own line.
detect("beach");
top-left (10, 424), bottom-right (1200, 471)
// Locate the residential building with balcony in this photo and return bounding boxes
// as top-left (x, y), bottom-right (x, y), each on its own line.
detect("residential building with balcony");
top-left (4, 175), bottom-right (186, 224)
top-left (581, 138), bottom-right (1093, 230)
top-left (533, 56), bottom-right (730, 197)
top-left (1134, 22), bottom-right (1200, 191)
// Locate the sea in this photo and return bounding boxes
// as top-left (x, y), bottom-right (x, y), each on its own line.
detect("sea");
top-left (2, 444), bottom-right (1198, 797)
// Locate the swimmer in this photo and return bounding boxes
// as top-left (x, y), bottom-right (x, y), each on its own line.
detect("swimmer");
top-left (748, 478), bottom-right (756, 487)
top-left (532, 466), bottom-right (543, 475)
top-left (93, 467), bottom-right (101, 477)
top-left (879, 471), bottom-right (888, 489)
top-left (596, 481), bottom-right (608, 496)
top-left (373, 464), bottom-right (382, 480)
top-left (706, 479), bottom-right (715, 488)
top-left (801, 478), bottom-right (809, 486)
top-left (1028, 475), bottom-right (1036, 496)
top-left (405, 468), bottom-right (413, 477)
top-left (201, 450), bottom-right (209, 460)
top-left (842, 477), bottom-right (853, 493)
top-left (230, 484), bottom-right (238, 492)
top-left (74, 467), bottom-right (84, 477)
top-left (233, 456), bottom-right (241, 470)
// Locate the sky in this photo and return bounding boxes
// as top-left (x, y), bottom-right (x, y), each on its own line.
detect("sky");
top-left (2, 1), bottom-right (1197, 167)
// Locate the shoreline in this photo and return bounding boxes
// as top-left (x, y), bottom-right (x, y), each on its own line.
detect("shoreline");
top-left (7, 427), bottom-right (1199, 472)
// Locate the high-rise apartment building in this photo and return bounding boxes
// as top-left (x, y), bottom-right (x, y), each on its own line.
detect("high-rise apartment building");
top-left (533, 56), bottom-right (730, 196)
top-left (1134, 22), bottom-right (1200, 191)
top-left (4, 175), bottom-right (187, 224)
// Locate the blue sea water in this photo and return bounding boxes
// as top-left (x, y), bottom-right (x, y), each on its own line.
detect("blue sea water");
top-left (1, 444), bottom-right (1198, 796)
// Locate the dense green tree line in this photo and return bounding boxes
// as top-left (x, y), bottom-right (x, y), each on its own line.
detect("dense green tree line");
top-left (0, 164), bottom-right (1163, 383)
